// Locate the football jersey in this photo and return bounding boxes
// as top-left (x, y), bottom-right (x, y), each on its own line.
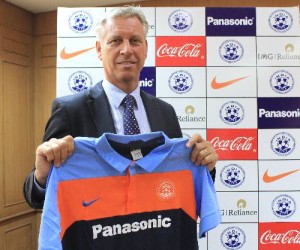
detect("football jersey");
top-left (38, 132), bottom-right (221, 250)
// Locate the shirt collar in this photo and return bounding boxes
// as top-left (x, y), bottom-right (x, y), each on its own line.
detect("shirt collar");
top-left (95, 132), bottom-right (173, 173)
top-left (102, 79), bottom-right (141, 109)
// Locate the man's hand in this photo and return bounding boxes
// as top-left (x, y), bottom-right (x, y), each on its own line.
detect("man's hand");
top-left (186, 133), bottom-right (218, 171)
top-left (34, 135), bottom-right (74, 187)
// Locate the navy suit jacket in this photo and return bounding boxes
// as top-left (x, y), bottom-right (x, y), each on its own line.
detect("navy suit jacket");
top-left (23, 82), bottom-right (182, 209)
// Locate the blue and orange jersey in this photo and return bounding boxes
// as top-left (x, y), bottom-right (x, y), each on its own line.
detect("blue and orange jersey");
top-left (38, 132), bottom-right (221, 250)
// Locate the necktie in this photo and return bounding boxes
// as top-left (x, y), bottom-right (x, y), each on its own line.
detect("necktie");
top-left (122, 95), bottom-right (141, 135)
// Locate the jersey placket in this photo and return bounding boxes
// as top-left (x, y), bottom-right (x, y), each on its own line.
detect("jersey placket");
top-left (125, 161), bottom-right (138, 214)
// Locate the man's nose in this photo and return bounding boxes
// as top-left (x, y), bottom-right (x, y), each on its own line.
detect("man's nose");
top-left (120, 40), bottom-right (133, 55)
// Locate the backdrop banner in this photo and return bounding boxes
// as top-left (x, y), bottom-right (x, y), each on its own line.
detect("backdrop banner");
top-left (57, 6), bottom-right (300, 250)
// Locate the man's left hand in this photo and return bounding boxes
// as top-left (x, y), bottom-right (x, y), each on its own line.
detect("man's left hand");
top-left (186, 134), bottom-right (218, 171)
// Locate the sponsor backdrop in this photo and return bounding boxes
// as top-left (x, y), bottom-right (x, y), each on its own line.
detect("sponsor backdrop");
top-left (57, 6), bottom-right (300, 250)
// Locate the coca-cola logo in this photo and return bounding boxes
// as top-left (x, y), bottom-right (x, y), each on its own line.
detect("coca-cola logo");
top-left (260, 229), bottom-right (300, 244)
top-left (211, 136), bottom-right (255, 151)
top-left (156, 43), bottom-right (202, 58)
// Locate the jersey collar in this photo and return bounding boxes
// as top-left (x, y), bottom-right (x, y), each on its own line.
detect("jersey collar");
top-left (95, 132), bottom-right (173, 173)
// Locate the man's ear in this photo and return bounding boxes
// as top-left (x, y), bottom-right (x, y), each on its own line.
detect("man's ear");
top-left (95, 41), bottom-right (102, 60)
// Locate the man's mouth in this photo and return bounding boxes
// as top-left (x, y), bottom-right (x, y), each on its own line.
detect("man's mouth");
top-left (118, 61), bottom-right (136, 65)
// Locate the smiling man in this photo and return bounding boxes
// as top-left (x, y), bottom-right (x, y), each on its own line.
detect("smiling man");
top-left (23, 5), bottom-right (218, 212)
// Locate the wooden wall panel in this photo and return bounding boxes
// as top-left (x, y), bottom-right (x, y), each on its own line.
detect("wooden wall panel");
top-left (0, 25), bottom-right (34, 218)
top-left (0, 2), bottom-right (36, 249)
top-left (0, 214), bottom-right (37, 250)
top-left (33, 36), bottom-right (56, 149)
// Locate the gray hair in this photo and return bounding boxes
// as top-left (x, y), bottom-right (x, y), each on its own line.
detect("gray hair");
top-left (96, 6), bottom-right (149, 41)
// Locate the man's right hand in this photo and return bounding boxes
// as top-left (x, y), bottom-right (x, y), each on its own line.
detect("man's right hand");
top-left (34, 135), bottom-right (74, 187)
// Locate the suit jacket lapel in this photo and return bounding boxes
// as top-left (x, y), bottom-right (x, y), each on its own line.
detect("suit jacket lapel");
top-left (141, 91), bottom-right (163, 132)
top-left (86, 81), bottom-right (116, 136)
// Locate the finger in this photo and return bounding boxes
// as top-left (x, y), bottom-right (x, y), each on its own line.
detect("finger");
top-left (48, 138), bottom-right (62, 167)
top-left (63, 135), bottom-right (74, 156)
top-left (186, 133), bottom-right (203, 148)
top-left (194, 148), bottom-right (210, 166)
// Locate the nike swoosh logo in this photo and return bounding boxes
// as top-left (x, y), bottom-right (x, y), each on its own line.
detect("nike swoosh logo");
top-left (263, 169), bottom-right (300, 183)
top-left (60, 46), bottom-right (94, 59)
top-left (211, 76), bottom-right (248, 89)
top-left (82, 197), bottom-right (99, 207)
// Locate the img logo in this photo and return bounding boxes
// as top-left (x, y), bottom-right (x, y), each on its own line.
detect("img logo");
top-left (220, 101), bottom-right (244, 125)
top-left (221, 226), bottom-right (246, 250)
top-left (268, 9), bottom-right (293, 33)
top-left (168, 70), bottom-right (193, 94)
top-left (69, 11), bottom-right (93, 33)
top-left (220, 164), bottom-right (245, 188)
top-left (271, 132), bottom-right (295, 156)
top-left (68, 71), bottom-right (92, 93)
top-left (272, 194), bottom-right (296, 219)
top-left (270, 70), bottom-right (294, 94)
top-left (219, 40), bottom-right (244, 63)
top-left (168, 9), bottom-right (193, 32)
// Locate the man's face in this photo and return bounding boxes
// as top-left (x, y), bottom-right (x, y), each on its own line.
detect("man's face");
top-left (96, 16), bottom-right (148, 92)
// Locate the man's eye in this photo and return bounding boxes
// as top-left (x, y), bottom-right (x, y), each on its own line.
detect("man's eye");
top-left (109, 39), bottom-right (120, 45)
top-left (131, 39), bottom-right (141, 45)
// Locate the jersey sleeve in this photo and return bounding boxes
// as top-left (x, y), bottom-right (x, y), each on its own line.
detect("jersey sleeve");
top-left (38, 166), bottom-right (63, 250)
top-left (192, 166), bottom-right (221, 238)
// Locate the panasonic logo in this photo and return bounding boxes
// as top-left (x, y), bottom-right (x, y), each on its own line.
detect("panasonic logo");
top-left (259, 108), bottom-right (300, 118)
top-left (207, 16), bottom-right (254, 26)
top-left (92, 215), bottom-right (171, 239)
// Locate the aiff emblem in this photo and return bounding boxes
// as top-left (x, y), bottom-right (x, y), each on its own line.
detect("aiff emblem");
top-left (220, 101), bottom-right (244, 125)
top-left (69, 10), bottom-right (93, 33)
top-left (219, 40), bottom-right (244, 63)
top-left (271, 131), bottom-right (295, 156)
top-left (169, 70), bottom-right (193, 94)
top-left (168, 9), bottom-right (193, 32)
top-left (269, 70), bottom-right (294, 94)
top-left (221, 226), bottom-right (246, 250)
top-left (68, 71), bottom-right (93, 93)
top-left (269, 9), bottom-right (293, 33)
top-left (272, 194), bottom-right (296, 219)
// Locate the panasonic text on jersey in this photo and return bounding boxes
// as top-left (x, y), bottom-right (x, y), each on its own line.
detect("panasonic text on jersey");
top-left (92, 215), bottom-right (171, 239)
top-left (259, 108), bottom-right (300, 118)
top-left (207, 16), bottom-right (254, 26)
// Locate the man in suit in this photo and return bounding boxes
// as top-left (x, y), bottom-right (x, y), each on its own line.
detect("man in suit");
top-left (23, 6), bottom-right (218, 209)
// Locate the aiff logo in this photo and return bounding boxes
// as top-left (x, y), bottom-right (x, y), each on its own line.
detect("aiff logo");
top-left (270, 131), bottom-right (295, 156)
top-left (221, 226), bottom-right (246, 250)
top-left (269, 70), bottom-right (294, 94)
top-left (220, 101), bottom-right (244, 125)
top-left (168, 70), bottom-right (193, 94)
top-left (272, 194), bottom-right (296, 219)
top-left (220, 164), bottom-right (245, 188)
top-left (219, 40), bottom-right (244, 63)
top-left (168, 9), bottom-right (193, 32)
top-left (68, 10), bottom-right (93, 33)
top-left (268, 9), bottom-right (293, 33)
top-left (68, 71), bottom-right (92, 93)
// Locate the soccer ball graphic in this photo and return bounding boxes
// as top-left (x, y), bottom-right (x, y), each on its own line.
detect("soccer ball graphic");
top-left (274, 15), bottom-right (287, 29)
top-left (173, 74), bottom-right (189, 92)
top-left (226, 230), bottom-right (241, 248)
top-left (275, 75), bottom-right (290, 91)
top-left (71, 75), bottom-right (88, 92)
top-left (174, 14), bottom-right (187, 28)
top-left (277, 198), bottom-right (291, 215)
top-left (226, 168), bottom-right (239, 183)
top-left (276, 136), bottom-right (290, 152)
top-left (224, 105), bottom-right (240, 123)
top-left (226, 46), bottom-right (238, 58)
top-left (75, 17), bottom-right (87, 30)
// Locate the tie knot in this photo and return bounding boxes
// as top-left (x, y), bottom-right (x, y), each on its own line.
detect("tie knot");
top-left (122, 95), bottom-right (137, 109)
